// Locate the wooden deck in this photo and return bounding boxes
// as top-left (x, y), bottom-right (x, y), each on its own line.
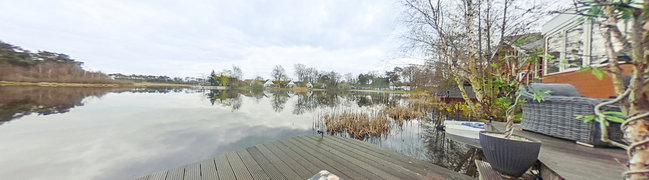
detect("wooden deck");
top-left (474, 160), bottom-right (534, 180)
top-left (491, 122), bottom-right (627, 180)
top-left (132, 135), bottom-right (473, 180)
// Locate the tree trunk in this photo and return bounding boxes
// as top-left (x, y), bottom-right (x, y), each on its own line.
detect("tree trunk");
top-left (596, 1), bottom-right (649, 179)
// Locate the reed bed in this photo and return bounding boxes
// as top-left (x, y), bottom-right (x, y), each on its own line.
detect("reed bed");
top-left (322, 111), bottom-right (390, 139)
top-left (408, 92), bottom-right (443, 109)
top-left (383, 106), bottom-right (424, 124)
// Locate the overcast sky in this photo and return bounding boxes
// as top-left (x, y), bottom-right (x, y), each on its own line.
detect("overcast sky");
top-left (0, 0), bottom-right (423, 79)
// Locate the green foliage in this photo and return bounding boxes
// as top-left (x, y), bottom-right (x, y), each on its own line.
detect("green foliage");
top-left (576, 111), bottom-right (627, 126)
top-left (531, 89), bottom-right (552, 102)
top-left (273, 80), bottom-right (289, 87)
top-left (251, 80), bottom-right (264, 92)
top-left (208, 70), bottom-right (217, 86)
top-left (0, 41), bottom-right (82, 67)
top-left (538, 54), bottom-right (555, 60)
top-left (357, 74), bottom-right (370, 85)
top-left (580, 0), bottom-right (638, 20)
top-left (495, 97), bottom-right (514, 111)
top-left (219, 75), bottom-right (229, 86)
top-left (578, 66), bottom-right (606, 80)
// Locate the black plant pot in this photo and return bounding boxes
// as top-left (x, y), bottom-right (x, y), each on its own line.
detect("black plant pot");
top-left (479, 131), bottom-right (541, 177)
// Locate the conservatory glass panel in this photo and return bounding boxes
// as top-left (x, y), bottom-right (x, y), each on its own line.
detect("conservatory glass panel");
top-left (546, 33), bottom-right (562, 74)
top-left (591, 21), bottom-right (607, 65)
top-left (565, 23), bottom-right (585, 69)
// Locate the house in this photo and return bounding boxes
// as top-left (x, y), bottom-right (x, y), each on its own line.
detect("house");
top-left (435, 85), bottom-right (477, 102)
top-left (390, 85), bottom-right (412, 91)
top-left (263, 80), bottom-right (274, 87)
top-left (286, 81), bottom-right (296, 88)
top-left (306, 82), bottom-right (313, 88)
top-left (541, 14), bottom-right (633, 98)
top-left (399, 86), bottom-right (411, 91)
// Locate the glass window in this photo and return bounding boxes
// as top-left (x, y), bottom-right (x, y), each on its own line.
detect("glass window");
top-left (546, 33), bottom-right (562, 74)
top-left (590, 21), bottom-right (607, 65)
top-left (565, 23), bottom-right (585, 69)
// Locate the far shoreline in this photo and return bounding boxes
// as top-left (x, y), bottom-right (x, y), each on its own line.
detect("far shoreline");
top-left (0, 81), bottom-right (194, 88)
top-left (0, 81), bottom-right (414, 93)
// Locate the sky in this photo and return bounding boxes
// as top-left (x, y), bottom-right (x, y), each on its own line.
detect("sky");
top-left (0, 0), bottom-right (422, 79)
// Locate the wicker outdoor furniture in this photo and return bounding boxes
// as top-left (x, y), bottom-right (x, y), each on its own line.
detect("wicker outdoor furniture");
top-left (520, 83), bottom-right (625, 146)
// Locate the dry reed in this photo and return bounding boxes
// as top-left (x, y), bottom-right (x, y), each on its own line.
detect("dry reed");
top-left (323, 111), bottom-right (390, 139)
top-left (383, 106), bottom-right (424, 124)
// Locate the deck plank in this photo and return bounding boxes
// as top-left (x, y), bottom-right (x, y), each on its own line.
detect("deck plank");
top-left (329, 135), bottom-right (472, 179)
top-left (304, 135), bottom-right (421, 179)
top-left (134, 135), bottom-right (472, 180)
top-left (184, 163), bottom-right (201, 180)
top-left (253, 145), bottom-right (302, 179)
top-left (258, 143), bottom-right (312, 177)
top-left (265, 141), bottom-right (320, 174)
top-left (225, 152), bottom-right (254, 180)
top-left (200, 158), bottom-right (218, 180)
top-left (283, 137), bottom-right (372, 179)
top-left (133, 175), bottom-right (149, 180)
top-left (276, 138), bottom-right (354, 180)
top-left (215, 155), bottom-right (235, 180)
top-left (165, 167), bottom-right (184, 180)
top-left (236, 150), bottom-right (270, 180)
top-left (246, 147), bottom-right (287, 180)
top-left (475, 160), bottom-right (503, 180)
top-left (148, 170), bottom-right (168, 180)
top-left (326, 135), bottom-right (429, 173)
top-left (323, 135), bottom-right (429, 175)
top-left (293, 136), bottom-right (390, 179)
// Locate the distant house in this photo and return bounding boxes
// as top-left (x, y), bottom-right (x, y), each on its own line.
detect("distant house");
top-left (287, 81), bottom-right (296, 88)
top-left (306, 82), bottom-right (313, 88)
top-left (399, 86), bottom-right (411, 91)
top-left (435, 85), bottom-right (477, 102)
top-left (263, 81), bottom-right (274, 87)
top-left (390, 84), bottom-right (412, 91)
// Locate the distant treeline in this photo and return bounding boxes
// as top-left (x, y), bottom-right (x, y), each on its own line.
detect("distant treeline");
top-left (108, 73), bottom-right (204, 84)
top-left (0, 41), bottom-right (118, 84)
top-left (206, 63), bottom-right (454, 91)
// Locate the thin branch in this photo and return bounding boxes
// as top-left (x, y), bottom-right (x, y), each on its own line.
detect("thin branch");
top-left (595, 88), bottom-right (631, 149)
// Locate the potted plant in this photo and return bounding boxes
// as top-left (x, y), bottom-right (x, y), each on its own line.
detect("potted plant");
top-left (477, 52), bottom-right (547, 177)
top-left (479, 89), bottom-right (543, 177)
top-left (479, 131), bottom-right (541, 177)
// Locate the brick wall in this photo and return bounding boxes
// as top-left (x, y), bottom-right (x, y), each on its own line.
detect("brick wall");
top-left (542, 64), bottom-right (633, 98)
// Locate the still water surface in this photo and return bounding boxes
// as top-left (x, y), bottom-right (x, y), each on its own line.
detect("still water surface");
top-left (0, 86), bottom-right (474, 179)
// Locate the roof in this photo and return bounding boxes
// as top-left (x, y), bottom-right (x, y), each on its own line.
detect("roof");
top-left (435, 86), bottom-right (476, 99)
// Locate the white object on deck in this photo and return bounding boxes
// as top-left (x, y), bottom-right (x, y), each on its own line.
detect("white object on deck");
top-left (443, 120), bottom-right (485, 140)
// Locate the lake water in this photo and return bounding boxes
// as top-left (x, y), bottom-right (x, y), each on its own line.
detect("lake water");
top-left (0, 86), bottom-right (476, 179)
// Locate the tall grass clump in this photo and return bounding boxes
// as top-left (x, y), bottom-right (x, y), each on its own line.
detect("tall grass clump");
top-left (408, 91), bottom-right (443, 110)
top-left (383, 106), bottom-right (424, 124)
top-left (322, 111), bottom-right (390, 139)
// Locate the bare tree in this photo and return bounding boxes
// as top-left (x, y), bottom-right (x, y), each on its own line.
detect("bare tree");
top-left (401, 65), bottom-right (418, 86)
top-left (306, 67), bottom-right (319, 84)
top-left (403, 0), bottom-right (546, 119)
top-left (294, 63), bottom-right (307, 82)
top-left (271, 65), bottom-right (286, 81)
top-left (344, 73), bottom-right (355, 84)
top-left (231, 65), bottom-right (242, 81)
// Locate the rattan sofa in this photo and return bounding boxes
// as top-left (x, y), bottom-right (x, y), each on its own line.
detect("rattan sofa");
top-left (520, 83), bottom-right (625, 146)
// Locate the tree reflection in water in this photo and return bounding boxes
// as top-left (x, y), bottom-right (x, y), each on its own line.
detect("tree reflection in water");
top-left (0, 86), bottom-right (115, 124)
top-left (205, 89), bottom-right (242, 111)
top-left (2, 87), bottom-right (480, 177)
top-left (0, 86), bottom-right (198, 124)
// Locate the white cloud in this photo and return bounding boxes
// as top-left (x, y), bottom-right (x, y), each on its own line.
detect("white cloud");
top-left (0, 0), bottom-right (412, 79)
